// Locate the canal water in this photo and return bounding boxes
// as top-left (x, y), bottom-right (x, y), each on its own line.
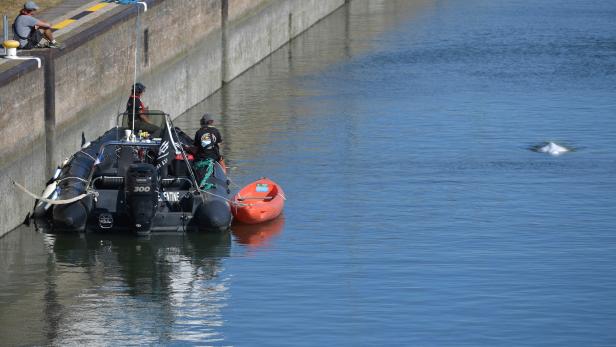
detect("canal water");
top-left (2, 0), bottom-right (616, 345)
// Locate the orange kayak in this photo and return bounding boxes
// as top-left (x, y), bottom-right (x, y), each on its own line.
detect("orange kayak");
top-left (232, 178), bottom-right (285, 224)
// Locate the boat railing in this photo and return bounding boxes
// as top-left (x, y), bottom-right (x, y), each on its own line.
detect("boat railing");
top-left (99, 140), bottom-right (162, 149)
top-left (87, 140), bottom-right (161, 184)
top-left (116, 110), bottom-right (170, 129)
top-left (89, 139), bottom-right (198, 189)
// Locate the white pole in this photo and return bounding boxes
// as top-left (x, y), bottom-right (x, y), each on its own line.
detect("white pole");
top-left (130, 2), bottom-right (148, 138)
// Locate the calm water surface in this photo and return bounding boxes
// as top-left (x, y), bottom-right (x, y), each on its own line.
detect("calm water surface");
top-left (2, 0), bottom-right (616, 345)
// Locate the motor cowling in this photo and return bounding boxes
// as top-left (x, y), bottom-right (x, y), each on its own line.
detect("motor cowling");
top-left (125, 163), bottom-right (159, 234)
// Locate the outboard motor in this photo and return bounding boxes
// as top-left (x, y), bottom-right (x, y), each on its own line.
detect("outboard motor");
top-left (125, 163), bottom-right (159, 235)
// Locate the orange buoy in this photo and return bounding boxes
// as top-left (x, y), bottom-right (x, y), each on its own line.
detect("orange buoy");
top-left (232, 178), bottom-right (285, 224)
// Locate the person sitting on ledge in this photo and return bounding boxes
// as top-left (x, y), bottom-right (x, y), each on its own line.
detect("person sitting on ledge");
top-left (12, 1), bottom-right (62, 49)
top-left (126, 82), bottom-right (161, 137)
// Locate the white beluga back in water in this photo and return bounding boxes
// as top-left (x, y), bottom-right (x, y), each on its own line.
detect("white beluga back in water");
top-left (531, 142), bottom-right (571, 156)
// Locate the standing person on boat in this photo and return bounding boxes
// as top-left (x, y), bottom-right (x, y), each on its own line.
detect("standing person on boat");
top-left (12, 1), bottom-right (62, 49)
top-left (194, 113), bottom-right (224, 162)
top-left (126, 82), bottom-right (160, 136)
top-left (193, 113), bottom-right (225, 184)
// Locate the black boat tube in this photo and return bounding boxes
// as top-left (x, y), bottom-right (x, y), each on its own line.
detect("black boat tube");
top-left (193, 161), bottom-right (233, 232)
top-left (51, 129), bottom-right (121, 231)
top-left (195, 199), bottom-right (232, 232)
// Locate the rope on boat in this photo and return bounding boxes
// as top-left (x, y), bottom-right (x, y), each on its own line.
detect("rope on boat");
top-left (192, 159), bottom-right (253, 207)
top-left (11, 180), bottom-right (97, 205)
top-left (79, 150), bottom-right (97, 162)
top-left (194, 159), bottom-right (216, 190)
top-left (57, 176), bottom-right (89, 184)
top-left (189, 163), bottom-right (246, 206)
top-left (190, 155), bottom-right (241, 205)
top-left (198, 189), bottom-right (241, 206)
top-left (227, 176), bottom-right (243, 189)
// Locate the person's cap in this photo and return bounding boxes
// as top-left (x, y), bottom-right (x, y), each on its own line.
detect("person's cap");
top-left (200, 113), bottom-right (214, 125)
top-left (24, 1), bottom-right (39, 10)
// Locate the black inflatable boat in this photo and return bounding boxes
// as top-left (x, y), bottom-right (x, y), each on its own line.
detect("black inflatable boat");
top-left (32, 111), bottom-right (232, 234)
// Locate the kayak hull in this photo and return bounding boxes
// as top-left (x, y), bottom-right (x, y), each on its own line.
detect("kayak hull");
top-left (232, 178), bottom-right (284, 224)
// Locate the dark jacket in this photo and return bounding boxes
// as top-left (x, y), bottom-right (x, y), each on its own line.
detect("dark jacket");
top-left (194, 126), bottom-right (223, 161)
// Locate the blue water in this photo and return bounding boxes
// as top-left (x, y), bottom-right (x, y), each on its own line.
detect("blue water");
top-left (2, 0), bottom-right (616, 345)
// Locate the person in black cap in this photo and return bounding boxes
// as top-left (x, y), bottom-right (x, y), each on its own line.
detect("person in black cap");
top-left (194, 113), bottom-right (223, 163)
top-left (126, 82), bottom-right (160, 136)
top-left (12, 1), bottom-right (62, 49)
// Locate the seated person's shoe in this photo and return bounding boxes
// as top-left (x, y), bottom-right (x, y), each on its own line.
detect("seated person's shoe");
top-left (47, 41), bottom-right (64, 49)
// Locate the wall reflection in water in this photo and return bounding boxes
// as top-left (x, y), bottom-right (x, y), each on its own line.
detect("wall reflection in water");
top-left (0, 229), bottom-right (231, 345)
top-left (173, 0), bottom-right (432, 181)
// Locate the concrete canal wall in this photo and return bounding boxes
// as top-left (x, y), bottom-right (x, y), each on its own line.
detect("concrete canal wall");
top-left (0, 0), bottom-right (346, 237)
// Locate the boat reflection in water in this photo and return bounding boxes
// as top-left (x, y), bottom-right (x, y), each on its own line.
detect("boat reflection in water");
top-left (231, 216), bottom-right (285, 248)
top-left (41, 232), bottom-right (232, 345)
